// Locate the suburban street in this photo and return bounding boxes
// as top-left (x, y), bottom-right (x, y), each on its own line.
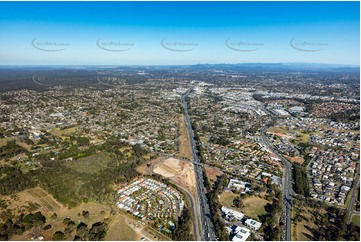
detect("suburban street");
top-left (181, 82), bottom-right (217, 241)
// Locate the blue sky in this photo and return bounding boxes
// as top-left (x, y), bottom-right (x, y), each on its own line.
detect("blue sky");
top-left (0, 1), bottom-right (359, 65)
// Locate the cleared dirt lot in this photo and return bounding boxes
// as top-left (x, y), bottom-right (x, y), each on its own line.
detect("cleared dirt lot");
top-left (136, 155), bottom-right (162, 175)
top-left (153, 157), bottom-right (182, 177)
top-left (204, 165), bottom-right (223, 184)
top-left (284, 154), bottom-right (304, 165)
top-left (153, 157), bottom-right (197, 196)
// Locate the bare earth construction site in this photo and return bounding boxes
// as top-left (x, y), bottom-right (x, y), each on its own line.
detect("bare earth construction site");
top-left (153, 158), bottom-right (197, 196)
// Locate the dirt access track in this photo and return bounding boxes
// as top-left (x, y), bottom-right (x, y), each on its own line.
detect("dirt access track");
top-left (152, 157), bottom-right (197, 197)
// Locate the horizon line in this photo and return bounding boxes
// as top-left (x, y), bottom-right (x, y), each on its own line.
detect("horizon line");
top-left (0, 62), bottom-right (359, 68)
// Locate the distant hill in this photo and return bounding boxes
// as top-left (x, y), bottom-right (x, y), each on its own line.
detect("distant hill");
top-left (187, 63), bottom-right (360, 73)
top-left (0, 63), bottom-right (358, 92)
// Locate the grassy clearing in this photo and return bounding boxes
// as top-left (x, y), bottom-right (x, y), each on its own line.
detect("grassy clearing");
top-left (178, 114), bottom-right (192, 160)
top-left (119, 146), bottom-right (133, 157)
top-left (219, 193), bottom-right (269, 219)
top-left (143, 227), bottom-right (171, 241)
top-left (0, 138), bottom-right (13, 147)
top-left (205, 165), bottom-right (223, 185)
top-left (65, 152), bottom-right (112, 174)
top-left (42, 203), bottom-right (111, 240)
top-left (292, 204), bottom-right (328, 241)
top-left (352, 215), bottom-right (360, 227)
top-left (345, 184), bottom-right (355, 209)
top-left (50, 127), bottom-right (77, 138)
top-left (105, 215), bottom-right (140, 241)
top-left (15, 141), bottom-right (33, 151)
top-left (294, 209), bottom-right (315, 241)
top-left (26, 188), bottom-right (62, 211)
top-left (12, 202), bottom-right (112, 241)
top-left (268, 126), bottom-right (288, 134)
top-left (28, 188), bottom-right (48, 198)
top-left (200, 136), bottom-right (209, 142)
top-left (119, 146), bottom-right (132, 152)
top-left (0, 187), bottom-right (63, 219)
top-left (242, 196), bottom-right (269, 219)
top-left (294, 131), bottom-right (310, 144)
top-left (268, 126), bottom-right (310, 145)
top-left (219, 192), bottom-right (242, 212)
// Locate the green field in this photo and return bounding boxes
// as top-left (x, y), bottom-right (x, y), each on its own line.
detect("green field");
top-left (293, 131), bottom-right (310, 144)
top-left (65, 152), bottom-right (112, 174)
top-left (50, 127), bottom-right (77, 138)
top-left (200, 136), bottom-right (209, 142)
top-left (219, 192), bottom-right (269, 219)
top-left (219, 192), bottom-right (242, 212)
top-left (268, 126), bottom-right (288, 134)
top-left (0, 138), bottom-right (13, 147)
top-left (242, 196), bottom-right (269, 219)
top-left (268, 126), bottom-right (310, 145)
top-left (105, 215), bottom-right (140, 241)
top-left (352, 215), bottom-right (360, 227)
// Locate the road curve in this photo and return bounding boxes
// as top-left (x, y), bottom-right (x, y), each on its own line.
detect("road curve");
top-left (175, 183), bottom-right (201, 241)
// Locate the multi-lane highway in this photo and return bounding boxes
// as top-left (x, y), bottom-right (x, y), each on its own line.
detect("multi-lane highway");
top-left (260, 116), bottom-right (293, 241)
top-left (181, 82), bottom-right (217, 241)
top-left (181, 84), bottom-right (293, 241)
